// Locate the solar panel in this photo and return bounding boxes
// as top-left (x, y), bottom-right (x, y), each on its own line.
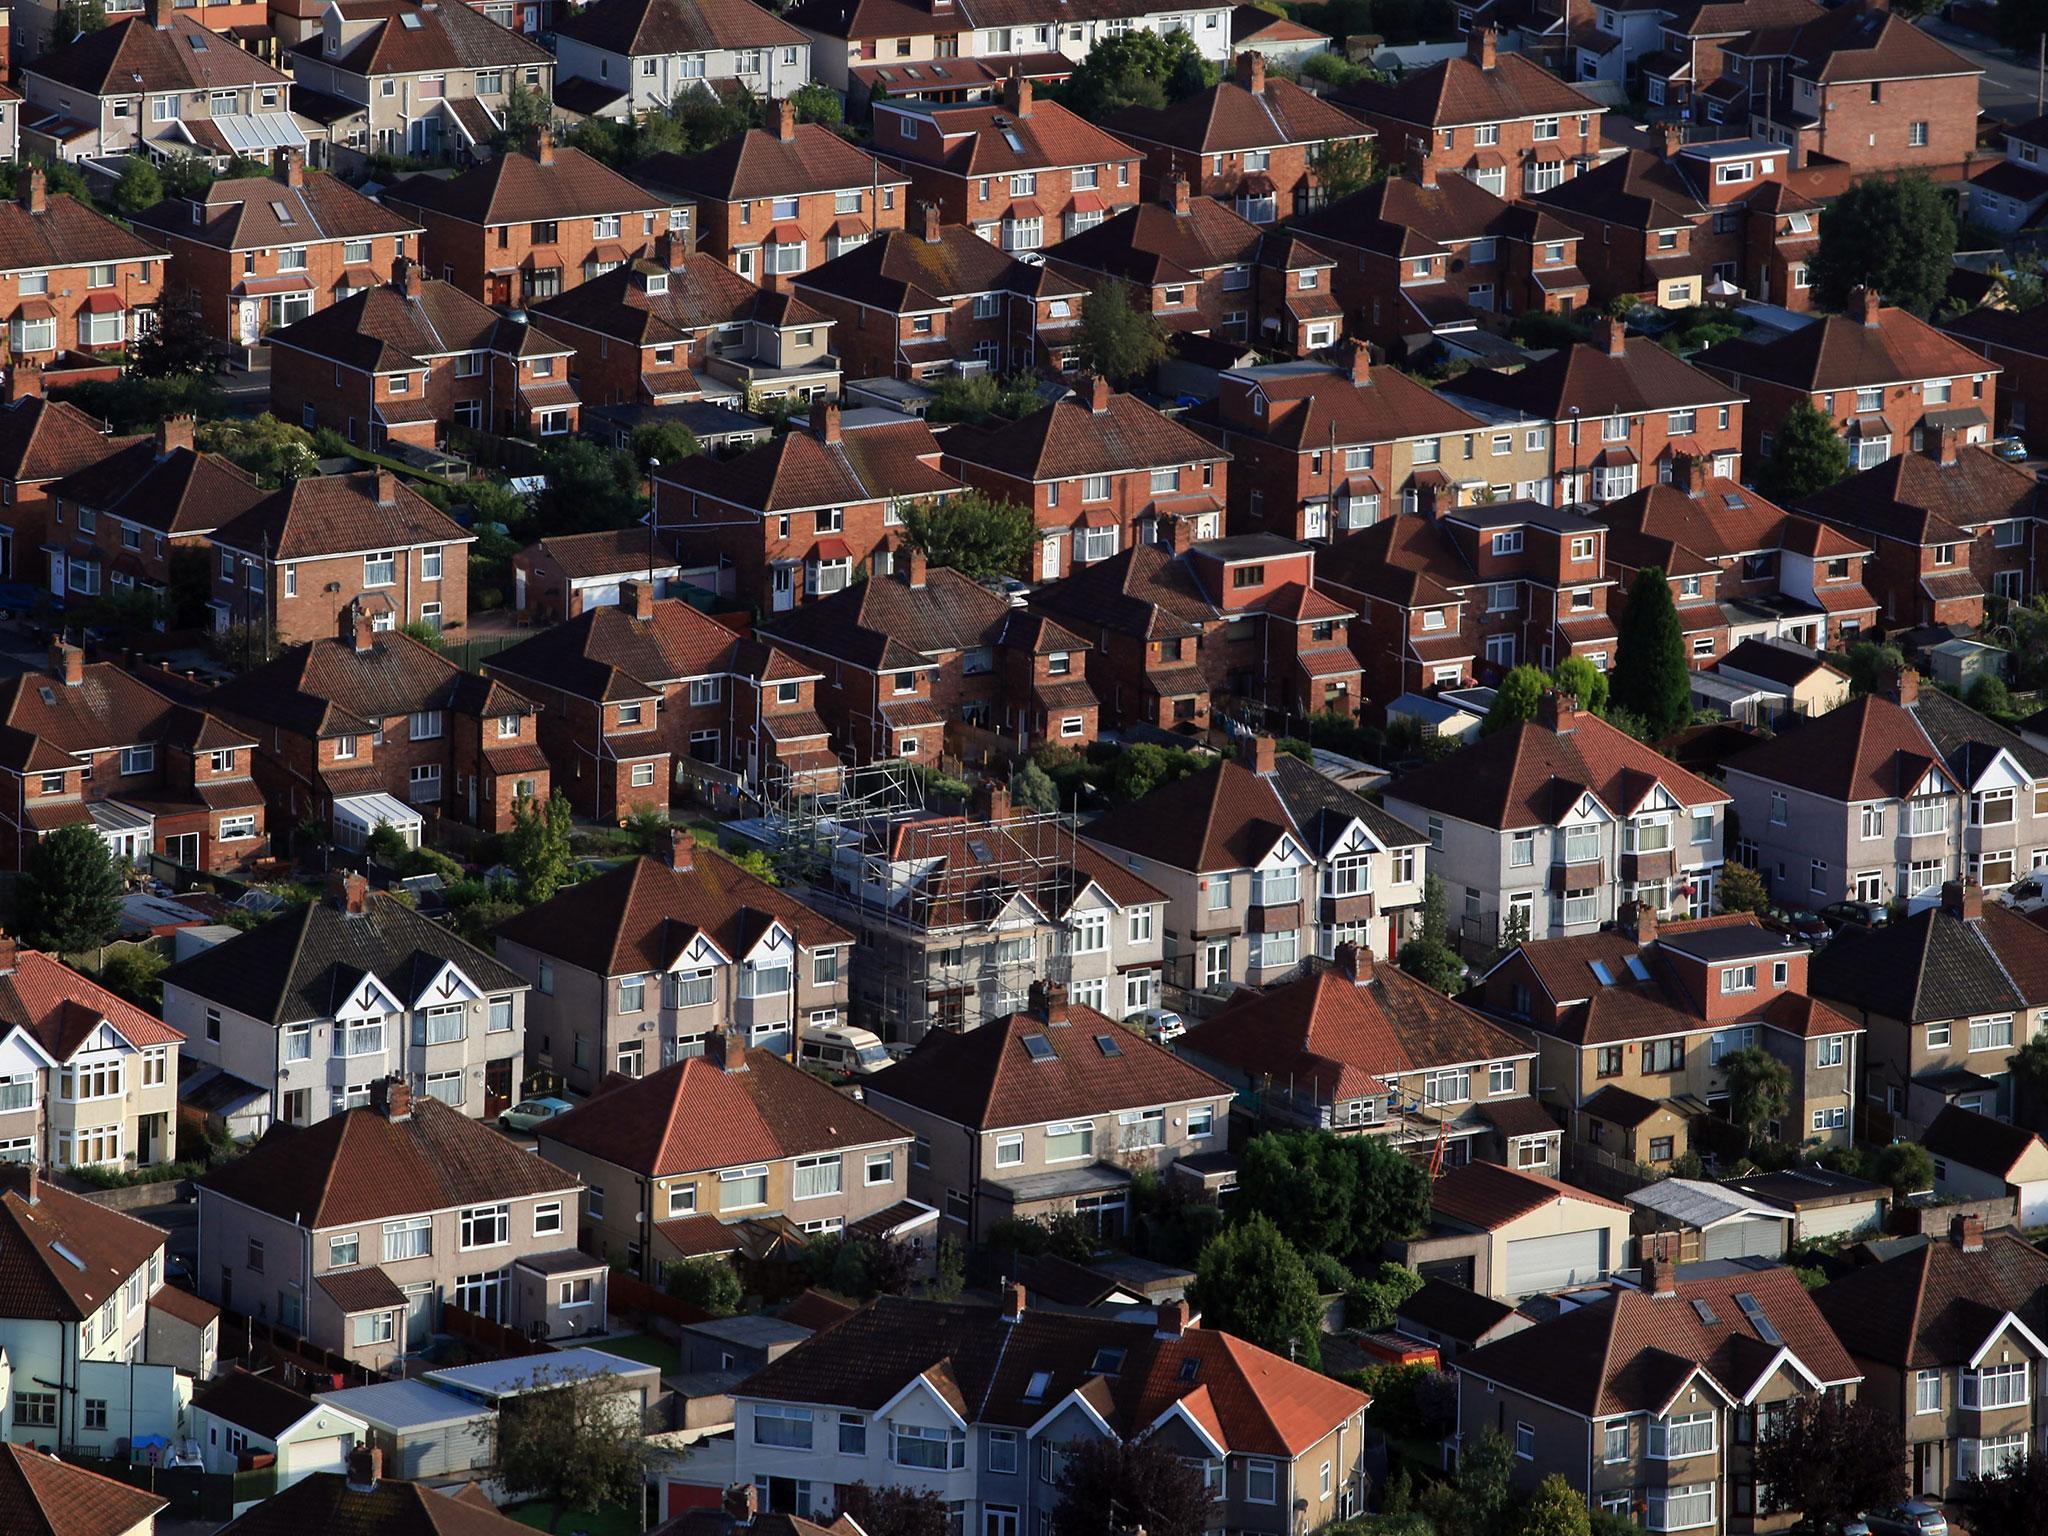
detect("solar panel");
top-left (1022, 1033), bottom-right (1056, 1061)
top-left (1690, 1299), bottom-right (1718, 1325)
top-left (1734, 1292), bottom-right (1782, 1346)
top-left (1094, 1033), bottom-right (1121, 1057)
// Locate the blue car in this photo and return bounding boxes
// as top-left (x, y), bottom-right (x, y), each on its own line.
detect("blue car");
top-left (499, 1096), bottom-right (574, 1134)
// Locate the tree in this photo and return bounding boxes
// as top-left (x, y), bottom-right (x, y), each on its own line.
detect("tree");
top-left (2011, 1035), bottom-right (2048, 1129)
top-left (672, 82), bottom-right (759, 153)
top-left (1752, 1393), bottom-right (1906, 1530)
top-left (1190, 1212), bottom-right (1322, 1366)
top-left (493, 1367), bottom-right (654, 1532)
top-left (127, 293), bottom-right (217, 379)
top-left (1611, 565), bottom-right (1691, 740)
top-left (1349, 1135), bottom-right (1433, 1254)
top-left (789, 81), bottom-right (844, 128)
top-left (900, 487), bottom-right (1035, 580)
top-left (836, 1484), bottom-right (952, 1536)
top-left (1842, 638), bottom-right (1907, 697)
top-left (1344, 1262), bottom-right (1424, 1331)
top-left (100, 944), bottom-right (168, 1011)
top-left (537, 438), bottom-right (640, 533)
top-left (1756, 399), bottom-right (1849, 503)
top-left (1971, 673), bottom-right (2016, 718)
top-left (1520, 1473), bottom-right (1592, 1536)
top-left (1313, 136), bottom-right (1380, 202)
top-left (1010, 758), bottom-right (1058, 813)
top-left (1481, 664), bottom-right (1546, 736)
top-left (1960, 1449), bottom-right (2048, 1531)
top-left (1871, 1140), bottom-right (1934, 1200)
top-left (1717, 860), bottom-right (1770, 917)
top-left (18, 822), bottom-right (122, 955)
top-left (1397, 936), bottom-right (1465, 995)
top-left (1550, 655), bottom-right (1610, 716)
top-left (1080, 283), bottom-right (1170, 385)
top-left (47, 0), bottom-right (105, 47)
top-left (631, 421), bottom-right (699, 471)
top-left (1055, 29), bottom-right (1215, 118)
top-left (113, 156), bottom-right (163, 214)
top-left (924, 371), bottom-right (1042, 425)
top-left (1049, 1429), bottom-right (1215, 1536)
top-left (1234, 1129), bottom-right (1430, 1268)
top-left (196, 414), bottom-right (320, 486)
top-left (496, 84), bottom-right (552, 151)
top-left (1720, 1045), bottom-right (1793, 1143)
top-left (664, 1256), bottom-right (742, 1316)
top-left (506, 789), bottom-right (575, 904)
top-left (1809, 172), bottom-right (1957, 317)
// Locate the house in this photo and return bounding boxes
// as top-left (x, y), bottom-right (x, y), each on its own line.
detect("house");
top-left (1814, 1216), bottom-right (2048, 1501)
top-left (1398, 1160), bottom-right (1630, 1298)
top-left (286, 0), bottom-right (554, 167)
top-left (1590, 457), bottom-right (1878, 670)
top-left (188, 1371), bottom-right (371, 1487)
top-left (0, 930), bottom-right (183, 1170)
top-left (1473, 904), bottom-right (1862, 1167)
top-left (1107, 52), bottom-right (1373, 225)
top-left (653, 402), bottom-right (957, 614)
top-left (0, 1164), bottom-right (200, 1455)
top-left (862, 982), bottom-right (1230, 1241)
top-left (1383, 691), bottom-right (1728, 947)
top-left (199, 606), bottom-right (549, 840)
top-left (1083, 739), bottom-right (1428, 986)
top-left (1638, 0), bottom-right (1824, 127)
top-left (130, 151), bottom-right (421, 353)
top-left (941, 375), bottom-right (1229, 582)
top-left (1285, 163), bottom-right (1589, 353)
top-left (1923, 1107), bottom-right (2048, 1228)
top-left (785, 783), bottom-right (1170, 1041)
top-left (0, 1441), bottom-right (166, 1534)
top-left (871, 77), bottom-right (1144, 251)
top-left (1185, 350), bottom-right (1550, 546)
top-left (1808, 881), bottom-right (2048, 1136)
top-left (382, 131), bottom-right (677, 306)
top-left (1457, 1258), bottom-right (1861, 1528)
top-left (1720, 668), bottom-right (2048, 908)
top-left (532, 1032), bottom-right (913, 1277)
top-left (1793, 434), bottom-right (2039, 630)
top-left (630, 100), bottom-right (908, 289)
top-left (1326, 28), bottom-right (1602, 200)
top-left (19, 3), bottom-right (298, 164)
top-left (221, 1447), bottom-right (579, 1532)
top-left (1707, 638), bottom-right (1851, 726)
top-left (554, 0), bottom-right (811, 122)
top-left (483, 586), bottom-right (836, 814)
top-left (732, 1290), bottom-right (1370, 1529)
top-left (1963, 114), bottom-right (2048, 234)
top-left (267, 259), bottom-right (582, 451)
top-left (492, 828), bottom-right (853, 1089)
top-left (207, 467), bottom-right (475, 643)
top-left (161, 870), bottom-right (531, 1129)
top-left (533, 244), bottom-right (840, 410)
top-left (789, 207), bottom-right (1079, 380)
top-left (1441, 317), bottom-right (1748, 502)
top-left (1316, 498), bottom-right (1617, 703)
top-left (0, 169), bottom-right (165, 374)
top-left (1943, 301), bottom-right (2048, 451)
top-left (0, 640), bottom-right (265, 876)
top-left (196, 1079), bottom-right (597, 1368)
top-left (0, 387), bottom-right (135, 586)
top-left (1694, 288), bottom-right (1998, 473)
top-left (1180, 942), bottom-right (1549, 1172)
top-left (780, 0), bottom-right (978, 100)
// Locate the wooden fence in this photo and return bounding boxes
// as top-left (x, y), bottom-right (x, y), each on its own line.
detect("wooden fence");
top-left (442, 1302), bottom-right (557, 1360)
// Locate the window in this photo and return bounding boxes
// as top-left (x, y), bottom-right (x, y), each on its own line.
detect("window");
top-left (459, 1205), bottom-right (509, 1249)
top-left (794, 1154), bottom-right (842, 1199)
top-left (719, 1165), bottom-right (770, 1211)
top-left (1604, 1421), bottom-right (1629, 1463)
top-left (1816, 1035), bottom-right (1846, 1068)
top-left (1647, 1485), bottom-right (1714, 1532)
top-left (364, 551), bottom-right (396, 587)
top-left (1971, 1015), bottom-right (2016, 1053)
top-left (1515, 1422), bottom-right (1535, 1459)
top-left (892, 1422), bottom-right (965, 1470)
top-left (1246, 1460), bottom-right (1278, 1504)
top-left (754, 1404), bottom-right (814, 1448)
top-left (1644, 1038), bottom-right (1684, 1073)
top-left (996, 1133), bottom-right (1024, 1167)
top-left (1961, 1434), bottom-right (2028, 1481)
top-left (1189, 1105), bottom-right (1216, 1138)
top-left (1916, 1369), bottom-right (1943, 1414)
top-left (1963, 1362), bottom-right (2030, 1409)
top-left (1045, 1121), bottom-right (1094, 1161)
top-left (1649, 1412), bottom-right (1716, 1460)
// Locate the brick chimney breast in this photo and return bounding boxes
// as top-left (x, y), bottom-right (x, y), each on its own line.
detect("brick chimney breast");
top-left (722, 1484), bottom-right (760, 1525)
top-left (51, 639), bottom-right (83, 687)
top-left (159, 414), bottom-right (194, 456)
top-left (1003, 72), bottom-right (1031, 117)
top-left (1641, 1254), bottom-right (1676, 1297)
top-left (276, 147), bottom-right (303, 188)
top-left (371, 1075), bottom-right (411, 1122)
top-left (661, 828), bottom-right (694, 872)
top-left (6, 360), bottom-right (44, 402)
top-left (1935, 424), bottom-right (1960, 466)
top-left (1087, 373), bottom-right (1112, 414)
top-left (372, 468), bottom-right (397, 506)
top-left (1860, 286), bottom-right (1881, 327)
top-left (920, 201), bottom-right (942, 243)
top-left (1333, 940), bottom-right (1372, 985)
top-left (0, 930), bottom-right (17, 977)
top-left (1346, 342), bottom-right (1370, 386)
top-left (813, 399), bottom-right (842, 444)
top-left (329, 870), bottom-right (371, 913)
top-left (531, 126), bottom-right (555, 166)
top-left (1538, 689), bottom-right (1580, 733)
top-left (1155, 1298), bottom-right (1190, 1337)
top-left (1468, 24), bottom-right (1498, 70)
top-left (1596, 315), bottom-right (1627, 357)
top-left (902, 546), bottom-right (928, 588)
top-left (620, 579), bottom-right (652, 620)
top-left (346, 1444), bottom-right (382, 1492)
top-left (1942, 879), bottom-right (1983, 922)
top-left (1242, 735), bottom-right (1277, 774)
top-left (1002, 1282), bottom-right (1026, 1321)
top-left (775, 97), bottom-right (796, 142)
top-left (1236, 50), bottom-right (1265, 95)
top-left (1027, 978), bottom-right (1066, 1019)
top-left (1953, 1212), bottom-right (1985, 1251)
top-left (21, 166), bottom-right (45, 217)
top-left (1167, 173), bottom-right (1191, 216)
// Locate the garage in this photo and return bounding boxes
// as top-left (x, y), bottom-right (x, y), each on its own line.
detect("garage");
top-left (285, 1434), bottom-right (352, 1479)
top-left (1505, 1229), bottom-right (1608, 1295)
top-left (1700, 1214), bottom-right (1790, 1260)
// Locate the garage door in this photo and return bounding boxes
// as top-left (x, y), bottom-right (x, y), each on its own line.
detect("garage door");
top-left (289, 1435), bottom-right (350, 1479)
top-left (1800, 1200), bottom-right (1884, 1241)
top-left (1505, 1230), bottom-right (1607, 1296)
top-left (1702, 1217), bottom-right (1785, 1260)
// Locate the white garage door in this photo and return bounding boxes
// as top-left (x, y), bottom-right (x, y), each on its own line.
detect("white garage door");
top-left (1800, 1200), bottom-right (1884, 1241)
top-left (288, 1435), bottom-right (351, 1480)
top-left (1505, 1229), bottom-right (1607, 1296)
top-left (1702, 1216), bottom-right (1785, 1261)
top-left (2020, 1182), bottom-right (2048, 1228)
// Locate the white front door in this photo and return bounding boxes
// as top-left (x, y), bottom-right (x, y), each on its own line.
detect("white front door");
top-left (1041, 535), bottom-right (1059, 580)
top-left (771, 563), bottom-right (795, 612)
top-left (48, 549), bottom-right (62, 598)
top-left (1204, 940), bottom-right (1230, 990)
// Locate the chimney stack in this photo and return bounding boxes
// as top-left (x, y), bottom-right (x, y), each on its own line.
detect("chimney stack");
top-left (1653, 120), bottom-right (1682, 161)
top-left (276, 147), bottom-right (304, 188)
top-left (1619, 899), bottom-right (1657, 945)
top-left (1, 1161), bottom-right (37, 1206)
top-left (721, 1484), bottom-right (760, 1526)
top-left (1596, 315), bottom-right (1628, 357)
top-left (1333, 941), bottom-right (1372, 986)
top-left (660, 828), bottom-right (695, 873)
top-left (0, 930), bottom-right (17, 977)
top-left (706, 1028), bottom-right (748, 1073)
top-left (1882, 664), bottom-right (1919, 706)
top-left (343, 602), bottom-right (376, 655)
top-left (371, 1075), bottom-right (412, 1122)
top-left (1414, 146), bottom-right (1437, 190)
top-left (1641, 1253), bottom-right (1676, 1298)
top-left (5, 361), bottom-right (43, 403)
top-left (328, 869), bottom-right (371, 914)
top-left (813, 399), bottom-right (842, 445)
top-left (50, 639), bottom-right (83, 687)
top-left (1155, 1299), bottom-right (1191, 1337)
top-left (1086, 373), bottom-right (1112, 414)
top-left (373, 468), bottom-right (397, 506)
top-left (621, 579), bottom-right (653, 620)
top-left (159, 414), bottom-right (194, 456)
top-left (902, 545), bottom-right (928, 588)
top-left (1345, 342), bottom-right (1370, 386)
top-left (1241, 735), bottom-right (1277, 775)
top-left (1168, 173), bottom-right (1190, 216)
top-left (1537, 689), bottom-right (1580, 733)
top-left (1027, 979), bottom-right (1066, 1020)
top-left (532, 125), bottom-right (555, 166)
top-left (1953, 1212), bottom-right (1985, 1252)
top-left (1002, 1282), bottom-right (1026, 1321)
top-left (1468, 24), bottom-right (1498, 70)
top-left (775, 97), bottom-right (797, 142)
top-left (1935, 424), bottom-right (1960, 466)
top-left (21, 166), bottom-right (45, 217)
top-left (1672, 452), bottom-right (1702, 497)
top-left (1003, 72), bottom-right (1032, 117)
top-left (1168, 513), bottom-right (1199, 554)
top-left (394, 256), bottom-right (421, 301)
top-left (920, 200), bottom-right (942, 243)
top-left (345, 1444), bottom-right (382, 1492)
top-left (1860, 287), bottom-right (1881, 327)
top-left (1941, 879), bottom-right (1983, 922)
top-left (1235, 50), bottom-right (1265, 95)
top-left (971, 779), bottom-right (1010, 824)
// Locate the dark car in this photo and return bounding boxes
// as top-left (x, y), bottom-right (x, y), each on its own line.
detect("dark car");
top-left (1818, 900), bottom-right (1890, 934)
top-left (1761, 904), bottom-right (1831, 944)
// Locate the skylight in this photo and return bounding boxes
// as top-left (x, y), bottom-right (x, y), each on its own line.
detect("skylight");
top-left (37, 688), bottom-right (53, 706)
top-left (1089, 1347), bottom-right (1125, 1376)
top-left (1022, 1033), bottom-right (1056, 1062)
top-left (1624, 955), bottom-right (1651, 982)
top-left (51, 1241), bottom-right (85, 1271)
top-left (187, 33), bottom-right (208, 50)
top-left (1690, 1299), bottom-right (1718, 1325)
top-left (1734, 1292), bottom-right (1782, 1346)
top-left (270, 200), bottom-right (294, 224)
top-left (1177, 1355), bottom-right (1200, 1383)
top-left (1023, 1370), bottom-right (1051, 1401)
top-left (399, 11), bottom-right (422, 26)
top-left (1001, 130), bottom-right (1024, 153)
top-left (1588, 960), bottom-right (1616, 986)
top-left (1094, 1033), bottom-right (1121, 1057)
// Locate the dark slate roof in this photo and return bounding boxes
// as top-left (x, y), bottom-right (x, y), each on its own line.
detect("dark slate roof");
top-left (215, 1471), bottom-right (535, 1536)
top-left (1814, 1230), bottom-right (2048, 1368)
top-left (1921, 1105), bottom-right (2047, 1179)
top-left (1267, 751), bottom-right (1427, 856)
top-left (1807, 902), bottom-right (2048, 1024)
top-left (191, 1371), bottom-right (326, 1438)
top-left (1395, 1277), bottom-right (1521, 1344)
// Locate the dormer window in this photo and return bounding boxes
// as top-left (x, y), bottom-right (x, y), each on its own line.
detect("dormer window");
top-left (645, 273), bottom-right (668, 295)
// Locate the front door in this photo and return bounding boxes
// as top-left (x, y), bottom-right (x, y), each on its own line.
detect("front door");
top-left (485, 1057), bottom-right (513, 1119)
top-left (1915, 1439), bottom-right (1942, 1497)
top-left (771, 564), bottom-right (794, 612)
top-left (1204, 940), bottom-right (1230, 991)
top-left (166, 832), bottom-right (199, 868)
top-left (136, 1113), bottom-right (160, 1164)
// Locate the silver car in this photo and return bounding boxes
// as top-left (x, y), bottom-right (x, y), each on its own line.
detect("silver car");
top-left (1860, 1502), bottom-right (1947, 1536)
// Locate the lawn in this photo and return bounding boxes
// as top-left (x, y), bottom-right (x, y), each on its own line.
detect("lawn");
top-left (507, 1500), bottom-right (641, 1536)
top-left (588, 1331), bottom-right (682, 1375)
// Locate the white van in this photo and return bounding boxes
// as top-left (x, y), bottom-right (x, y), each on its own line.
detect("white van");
top-left (800, 1023), bottom-right (894, 1076)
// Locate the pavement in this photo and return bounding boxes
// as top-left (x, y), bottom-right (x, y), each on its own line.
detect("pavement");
top-left (1915, 13), bottom-right (2047, 123)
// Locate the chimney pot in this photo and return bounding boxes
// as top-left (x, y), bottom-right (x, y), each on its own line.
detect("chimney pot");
top-left (1002, 1281), bottom-right (1026, 1321)
top-left (51, 640), bottom-right (83, 687)
top-left (1953, 1212), bottom-right (1985, 1252)
top-left (1942, 879), bottom-right (1983, 922)
top-left (327, 869), bottom-right (371, 915)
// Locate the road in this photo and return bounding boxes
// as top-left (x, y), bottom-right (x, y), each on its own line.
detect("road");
top-left (1916, 13), bottom-right (2046, 123)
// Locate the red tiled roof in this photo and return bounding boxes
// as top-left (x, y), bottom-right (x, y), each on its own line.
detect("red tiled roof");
top-left (1796, 444), bottom-right (2037, 547)
top-left (0, 1178), bottom-right (165, 1324)
top-left (1110, 74), bottom-right (1369, 155)
top-left (883, 95), bottom-right (1137, 179)
top-left (555, 0), bottom-right (804, 56)
top-left (212, 470), bottom-right (471, 562)
top-left (28, 9), bottom-right (287, 94)
top-left (1696, 304), bottom-right (1993, 393)
top-left (385, 146), bottom-right (665, 228)
top-left (1329, 48), bottom-right (1596, 127)
top-left (1430, 1159), bottom-right (1627, 1231)
top-left (0, 1441), bottom-right (166, 1536)
top-left (1816, 1229), bottom-right (2048, 1368)
top-left (632, 124), bottom-right (904, 204)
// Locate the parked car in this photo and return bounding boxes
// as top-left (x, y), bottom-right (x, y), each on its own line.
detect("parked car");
top-left (499, 1096), bottom-right (575, 1134)
top-left (1761, 904), bottom-right (1831, 944)
top-left (1818, 899), bottom-right (1890, 933)
top-left (1994, 435), bottom-right (2029, 463)
top-left (1125, 1007), bottom-right (1185, 1043)
top-left (1860, 1502), bottom-right (1947, 1536)
top-left (2004, 873), bottom-right (2048, 914)
top-left (1838, 1521), bottom-right (1871, 1536)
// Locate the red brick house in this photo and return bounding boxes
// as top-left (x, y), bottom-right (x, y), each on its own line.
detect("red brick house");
top-left (628, 98), bottom-right (909, 289)
top-left (1318, 501), bottom-right (1617, 702)
top-left (1592, 456), bottom-right (1879, 668)
top-left (268, 260), bottom-right (581, 449)
top-left (1643, 0), bottom-right (1825, 128)
top-left (0, 169), bottom-right (165, 367)
top-left (941, 376), bottom-right (1229, 581)
top-left (0, 641), bottom-right (263, 873)
top-left (0, 386), bottom-right (136, 587)
top-left (764, 552), bottom-right (1099, 763)
top-left (791, 206), bottom-right (1080, 379)
top-left (1943, 303), bottom-right (2048, 450)
top-left (1328, 27), bottom-right (1601, 200)
top-left (1796, 433), bottom-right (2041, 629)
top-left (871, 76), bottom-right (1143, 250)
top-left (204, 606), bottom-right (548, 839)
top-left (1285, 161), bottom-right (1588, 353)
top-left (130, 150), bottom-right (421, 352)
top-left (382, 130), bottom-right (676, 306)
top-left (209, 469), bottom-right (473, 645)
top-left (652, 402), bottom-right (958, 613)
top-left (1695, 289), bottom-right (1997, 475)
top-left (1442, 317), bottom-right (1748, 502)
top-left (1107, 51), bottom-right (1374, 224)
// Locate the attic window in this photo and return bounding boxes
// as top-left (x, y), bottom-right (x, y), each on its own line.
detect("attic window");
top-left (1022, 1034), bottom-right (1056, 1062)
top-left (645, 273), bottom-right (668, 294)
top-left (1588, 960), bottom-right (1616, 986)
top-left (1734, 1292), bottom-right (1782, 1346)
top-left (1094, 1033), bottom-right (1122, 1057)
top-left (1177, 1355), bottom-right (1200, 1383)
top-left (270, 201), bottom-right (294, 225)
top-left (1624, 955), bottom-right (1651, 982)
top-left (967, 839), bottom-right (992, 864)
top-left (1023, 1370), bottom-right (1051, 1401)
top-left (1001, 129), bottom-right (1023, 153)
top-left (399, 11), bottom-right (422, 25)
top-left (1089, 1347), bottom-right (1125, 1376)
top-left (1691, 1299), bottom-right (1718, 1325)
top-left (187, 33), bottom-right (208, 50)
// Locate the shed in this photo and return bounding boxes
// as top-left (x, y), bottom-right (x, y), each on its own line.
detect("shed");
top-left (1923, 637), bottom-right (2007, 692)
top-left (1625, 1178), bottom-right (1793, 1262)
top-left (1922, 1105), bottom-right (2048, 1227)
top-left (1394, 1278), bottom-right (1532, 1362)
top-left (314, 1378), bottom-right (496, 1480)
top-left (678, 1314), bottom-right (813, 1375)
top-left (1385, 690), bottom-right (1487, 745)
top-left (1719, 1165), bottom-right (1888, 1241)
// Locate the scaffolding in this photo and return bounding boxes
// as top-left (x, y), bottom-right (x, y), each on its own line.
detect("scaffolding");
top-left (765, 763), bottom-right (1081, 1045)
